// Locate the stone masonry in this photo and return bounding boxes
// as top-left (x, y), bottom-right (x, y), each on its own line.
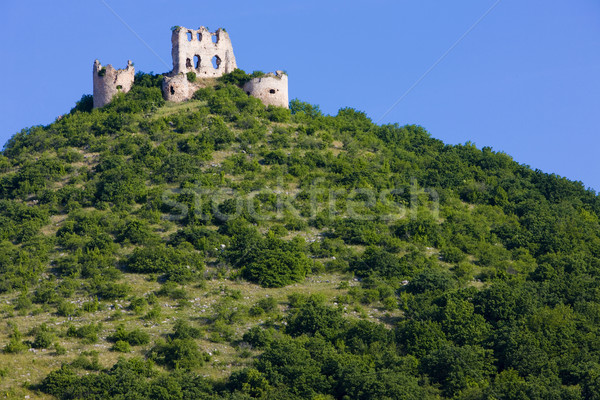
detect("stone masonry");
top-left (92, 60), bottom-right (135, 109)
top-left (93, 25), bottom-right (289, 108)
top-left (243, 71), bottom-right (289, 109)
top-left (171, 26), bottom-right (237, 77)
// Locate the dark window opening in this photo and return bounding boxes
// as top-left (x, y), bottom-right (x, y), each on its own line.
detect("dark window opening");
top-left (212, 34), bottom-right (218, 43)
top-left (212, 55), bottom-right (221, 69)
top-left (170, 86), bottom-right (175, 95)
top-left (246, 91), bottom-right (250, 95)
top-left (194, 55), bottom-right (201, 69)
top-left (197, 33), bottom-right (202, 41)
top-left (269, 89), bottom-right (276, 94)
top-left (187, 31), bottom-right (193, 41)
top-left (186, 58), bottom-right (192, 69)
top-left (116, 85), bottom-right (123, 90)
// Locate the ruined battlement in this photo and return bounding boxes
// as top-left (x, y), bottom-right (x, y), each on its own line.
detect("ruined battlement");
top-left (93, 25), bottom-right (288, 109)
top-left (92, 60), bottom-right (135, 109)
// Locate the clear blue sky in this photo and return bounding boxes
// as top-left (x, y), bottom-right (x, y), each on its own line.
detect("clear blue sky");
top-left (1, 1), bottom-right (599, 191)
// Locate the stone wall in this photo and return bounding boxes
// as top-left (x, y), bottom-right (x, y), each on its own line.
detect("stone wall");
top-left (171, 26), bottom-right (236, 78)
top-left (92, 60), bottom-right (135, 108)
top-left (162, 74), bottom-right (206, 102)
top-left (243, 71), bottom-right (289, 108)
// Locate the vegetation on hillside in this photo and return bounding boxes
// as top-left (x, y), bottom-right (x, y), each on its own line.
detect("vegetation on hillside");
top-left (1, 69), bottom-right (599, 399)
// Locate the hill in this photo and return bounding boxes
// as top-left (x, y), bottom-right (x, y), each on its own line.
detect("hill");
top-left (1, 70), bottom-right (600, 399)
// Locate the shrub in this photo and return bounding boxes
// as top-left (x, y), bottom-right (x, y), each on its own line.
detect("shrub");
top-left (66, 323), bottom-right (102, 344)
top-left (148, 338), bottom-right (210, 370)
top-left (32, 329), bottom-right (54, 349)
top-left (143, 305), bottom-right (161, 321)
top-left (267, 106), bottom-right (291, 122)
top-left (40, 365), bottom-right (78, 399)
top-left (54, 342), bottom-right (67, 355)
top-left (3, 336), bottom-right (27, 354)
top-left (127, 245), bottom-right (203, 282)
top-left (112, 340), bottom-right (131, 353)
top-left (227, 232), bottom-right (312, 288)
top-left (71, 94), bottom-right (94, 113)
top-left (56, 300), bottom-right (76, 317)
top-left (171, 319), bottom-right (202, 340)
top-left (406, 269), bottom-right (455, 294)
top-left (186, 71), bottom-right (197, 82)
top-left (110, 325), bottom-right (150, 346)
top-left (285, 295), bottom-right (345, 340)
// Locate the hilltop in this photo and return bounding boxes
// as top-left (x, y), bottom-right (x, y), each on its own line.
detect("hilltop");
top-left (1, 71), bottom-right (600, 399)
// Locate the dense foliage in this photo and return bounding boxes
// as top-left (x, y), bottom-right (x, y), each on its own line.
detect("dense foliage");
top-left (1, 70), bottom-right (599, 399)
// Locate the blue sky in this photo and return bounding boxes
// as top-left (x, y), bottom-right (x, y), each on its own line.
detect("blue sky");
top-left (1, 1), bottom-right (599, 191)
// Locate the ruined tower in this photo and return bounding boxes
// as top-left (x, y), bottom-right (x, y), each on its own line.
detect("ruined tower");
top-left (243, 71), bottom-right (289, 109)
top-left (163, 26), bottom-right (238, 102)
top-left (92, 60), bottom-right (135, 108)
top-left (171, 26), bottom-right (236, 77)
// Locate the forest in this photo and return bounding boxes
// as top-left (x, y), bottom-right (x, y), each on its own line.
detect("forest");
top-left (1, 69), bottom-right (600, 399)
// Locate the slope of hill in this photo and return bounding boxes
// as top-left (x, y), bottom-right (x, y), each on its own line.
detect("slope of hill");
top-left (1, 70), bottom-right (600, 399)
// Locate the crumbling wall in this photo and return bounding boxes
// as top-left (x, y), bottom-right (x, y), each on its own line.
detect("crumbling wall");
top-left (162, 74), bottom-right (207, 102)
top-left (171, 26), bottom-right (236, 78)
top-left (243, 71), bottom-right (289, 108)
top-left (92, 60), bottom-right (135, 108)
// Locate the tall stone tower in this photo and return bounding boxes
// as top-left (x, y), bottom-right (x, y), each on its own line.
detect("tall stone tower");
top-left (171, 26), bottom-right (236, 77)
top-left (92, 60), bottom-right (135, 108)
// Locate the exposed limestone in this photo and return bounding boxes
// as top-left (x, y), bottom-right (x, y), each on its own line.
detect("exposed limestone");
top-left (243, 71), bottom-right (289, 109)
top-left (92, 60), bottom-right (135, 108)
top-left (171, 26), bottom-right (236, 78)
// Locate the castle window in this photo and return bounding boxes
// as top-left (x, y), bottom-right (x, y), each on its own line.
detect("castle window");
top-left (170, 86), bottom-right (175, 95)
top-left (212, 34), bottom-right (218, 44)
top-left (186, 58), bottom-right (192, 69)
top-left (187, 31), bottom-right (193, 41)
top-left (212, 55), bottom-right (221, 69)
top-left (117, 85), bottom-right (123, 90)
top-left (194, 55), bottom-right (201, 69)
top-left (246, 91), bottom-right (250, 95)
top-left (197, 33), bottom-right (202, 41)
top-left (269, 89), bottom-right (276, 94)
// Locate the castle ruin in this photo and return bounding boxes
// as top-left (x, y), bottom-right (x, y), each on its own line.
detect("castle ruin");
top-left (243, 71), bottom-right (289, 109)
top-left (92, 60), bottom-right (135, 109)
top-left (93, 26), bottom-right (288, 109)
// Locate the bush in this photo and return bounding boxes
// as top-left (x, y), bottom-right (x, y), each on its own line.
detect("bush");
top-left (148, 338), bottom-right (210, 370)
top-left (112, 340), bottom-right (131, 353)
top-left (285, 295), bottom-right (345, 340)
top-left (127, 245), bottom-right (203, 282)
top-left (66, 323), bottom-right (102, 344)
top-left (70, 94), bottom-right (94, 114)
top-left (32, 327), bottom-right (54, 349)
top-left (110, 325), bottom-right (150, 346)
top-left (54, 342), bottom-right (67, 355)
top-left (186, 71), bottom-right (197, 82)
top-left (406, 269), bottom-right (455, 294)
top-left (171, 319), bottom-right (202, 340)
top-left (227, 232), bottom-right (312, 288)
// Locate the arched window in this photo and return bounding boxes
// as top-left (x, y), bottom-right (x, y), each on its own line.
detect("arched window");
top-left (212, 55), bottom-right (221, 69)
top-left (194, 55), bottom-right (201, 69)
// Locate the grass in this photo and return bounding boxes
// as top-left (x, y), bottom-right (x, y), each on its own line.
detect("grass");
top-left (0, 270), bottom-right (404, 397)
